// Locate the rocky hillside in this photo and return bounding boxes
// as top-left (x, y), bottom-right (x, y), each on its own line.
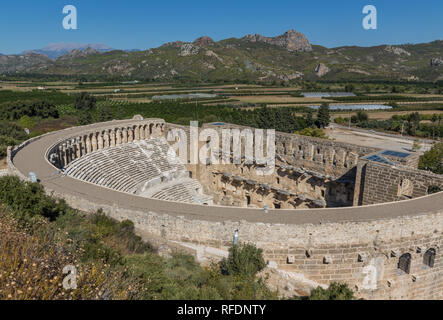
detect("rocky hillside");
top-left (0, 30), bottom-right (442, 82)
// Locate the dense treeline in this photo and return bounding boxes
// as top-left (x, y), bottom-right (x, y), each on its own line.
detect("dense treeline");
top-left (335, 111), bottom-right (443, 139)
top-left (0, 101), bottom-right (59, 121)
top-left (0, 90), bottom-right (74, 105)
top-left (71, 92), bottom-right (310, 133)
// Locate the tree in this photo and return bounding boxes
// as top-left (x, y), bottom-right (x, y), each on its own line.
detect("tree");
top-left (220, 243), bottom-right (266, 278)
top-left (431, 113), bottom-right (438, 139)
top-left (356, 110), bottom-right (369, 123)
top-left (75, 92), bottom-right (97, 111)
top-left (305, 110), bottom-right (315, 128)
top-left (418, 142), bottom-right (443, 174)
top-left (344, 84), bottom-right (355, 93)
top-left (407, 112), bottom-right (420, 136)
top-left (296, 127), bottom-right (328, 139)
top-left (316, 103), bottom-right (330, 128)
top-left (302, 282), bottom-right (356, 300)
top-left (96, 105), bottom-right (114, 122)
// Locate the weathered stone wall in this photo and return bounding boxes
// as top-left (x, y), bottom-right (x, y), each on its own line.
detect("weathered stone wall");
top-left (195, 122), bottom-right (380, 178)
top-left (357, 160), bottom-right (443, 205)
top-left (192, 162), bottom-right (353, 209)
top-left (19, 182), bottom-right (443, 300)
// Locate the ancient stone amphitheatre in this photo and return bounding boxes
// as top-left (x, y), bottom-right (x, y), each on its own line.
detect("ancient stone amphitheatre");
top-left (7, 115), bottom-right (443, 300)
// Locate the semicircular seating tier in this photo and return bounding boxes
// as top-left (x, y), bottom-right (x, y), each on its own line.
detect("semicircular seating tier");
top-left (63, 137), bottom-right (213, 205)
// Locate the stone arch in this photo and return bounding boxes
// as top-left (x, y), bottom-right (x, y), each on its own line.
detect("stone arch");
top-left (423, 248), bottom-right (436, 268)
top-left (398, 253), bottom-right (411, 275)
top-left (398, 179), bottom-right (413, 198)
top-left (155, 123), bottom-right (162, 137)
top-left (139, 125), bottom-right (146, 140)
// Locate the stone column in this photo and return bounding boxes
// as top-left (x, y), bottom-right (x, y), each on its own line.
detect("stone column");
top-left (145, 125), bottom-right (150, 139)
top-left (62, 143), bottom-right (68, 167)
top-left (103, 131), bottom-right (110, 148)
top-left (110, 129), bottom-right (116, 147)
top-left (128, 128), bottom-right (134, 142)
top-left (134, 126), bottom-right (140, 141)
top-left (74, 139), bottom-right (81, 159)
top-left (67, 141), bottom-right (73, 165)
top-left (335, 149), bottom-right (346, 168)
top-left (77, 137), bottom-right (83, 157)
top-left (58, 145), bottom-right (65, 168)
top-left (325, 148), bottom-right (335, 166)
top-left (97, 133), bottom-right (104, 150)
top-left (140, 126), bottom-right (145, 140)
top-left (116, 128), bottom-right (122, 145)
top-left (91, 134), bottom-right (98, 152)
top-left (122, 128), bottom-right (128, 144)
top-left (86, 135), bottom-right (92, 154)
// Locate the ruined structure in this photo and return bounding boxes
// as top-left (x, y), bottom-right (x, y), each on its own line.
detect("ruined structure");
top-left (7, 117), bottom-right (443, 300)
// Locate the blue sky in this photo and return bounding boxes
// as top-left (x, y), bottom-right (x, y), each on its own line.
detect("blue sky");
top-left (0, 0), bottom-right (442, 54)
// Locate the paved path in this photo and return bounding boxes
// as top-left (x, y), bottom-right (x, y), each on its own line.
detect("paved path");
top-left (327, 125), bottom-right (435, 153)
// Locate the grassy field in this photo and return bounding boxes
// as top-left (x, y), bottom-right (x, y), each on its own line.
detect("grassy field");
top-left (2, 80), bottom-right (442, 111)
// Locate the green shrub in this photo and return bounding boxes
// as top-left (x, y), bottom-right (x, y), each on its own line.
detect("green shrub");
top-left (303, 282), bottom-right (355, 300)
top-left (0, 101), bottom-right (59, 121)
top-left (18, 115), bottom-right (36, 129)
top-left (75, 92), bottom-right (97, 111)
top-left (296, 127), bottom-right (328, 139)
top-left (0, 175), bottom-right (68, 222)
top-left (427, 185), bottom-right (441, 194)
top-left (419, 142), bottom-right (443, 174)
top-left (220, 243), bottom-right (266, 278)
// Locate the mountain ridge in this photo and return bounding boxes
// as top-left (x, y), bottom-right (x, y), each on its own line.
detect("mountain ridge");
top-left (0, 30), bottom-right (442, 82)
top-left (25, 42), bottom-right (115, 59)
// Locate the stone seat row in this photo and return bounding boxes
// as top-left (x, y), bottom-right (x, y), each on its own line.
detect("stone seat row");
top-left (64, 138), bottom-right (188, 194)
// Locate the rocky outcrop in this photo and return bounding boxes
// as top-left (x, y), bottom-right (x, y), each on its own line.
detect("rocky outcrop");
top-left (384, 45), bottom-right (411, 56)
top-left (314, 63), bottom-right (330, 77)
top-left (243, 29), bottom-right (312, 52)
top-left (193, 36), bottom-right (215, 47)
top-left (205, 50), bottom-right (223, 63)
top-left (57, 47), bottom-right (100, 60)
top-left (0, 52), bottom-right (52, 73)
top-left (430, 57), bottom-right (443, 67)
top-left (277, 72), bottom-right (303, 81)
top-left (179, 43), bottom-right (200, 57)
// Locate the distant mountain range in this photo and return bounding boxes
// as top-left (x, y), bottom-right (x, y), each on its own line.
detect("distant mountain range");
top-left (25, 43), bottom-right (115, 59)
top-left (0, 30), bottom-right (442, 82)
